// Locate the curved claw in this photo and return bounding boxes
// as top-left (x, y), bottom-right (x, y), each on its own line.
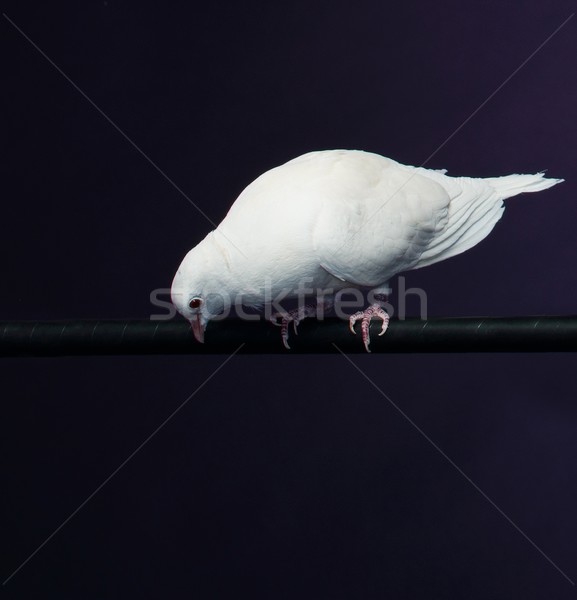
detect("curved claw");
top-left (269, 305), bottom-right (316, 350)
top-left (348, 305), bottom-right (390, 352)
top-left (349, 312), bottom-right (362, 334)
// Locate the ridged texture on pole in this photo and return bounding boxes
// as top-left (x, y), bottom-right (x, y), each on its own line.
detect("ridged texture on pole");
top-left (1, 317), bottom-right (577, 356)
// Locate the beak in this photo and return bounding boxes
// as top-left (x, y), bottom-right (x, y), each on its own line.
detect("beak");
top-left (190, 314), bottom-right (205, 343)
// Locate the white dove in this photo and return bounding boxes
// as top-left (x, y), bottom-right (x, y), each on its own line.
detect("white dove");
top-left (171, 150), bottom-right (562, 351)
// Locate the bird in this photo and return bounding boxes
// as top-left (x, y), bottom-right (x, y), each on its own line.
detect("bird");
top-left (171, 150), bottom-right (563, 351)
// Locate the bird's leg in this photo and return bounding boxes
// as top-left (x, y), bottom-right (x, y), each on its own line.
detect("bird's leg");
top-left (270, 297), bottom-right (333, 350)
top-left (349, 293), bottom-right (390, 353)
top-left (270, 304), bottom-right (317, 350)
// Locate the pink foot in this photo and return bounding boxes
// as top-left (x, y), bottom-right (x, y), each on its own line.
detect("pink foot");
top-left (349, 304), bottom-right (390, 353)
top-left (270, 305), bottom-right (316, 349)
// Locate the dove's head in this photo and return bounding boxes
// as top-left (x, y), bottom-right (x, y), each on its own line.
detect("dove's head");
top-left (171, 234), bottom-right (230, 343)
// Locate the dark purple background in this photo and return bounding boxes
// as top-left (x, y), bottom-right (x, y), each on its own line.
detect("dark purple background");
top-left (2, 1), bottom-right (577, 598)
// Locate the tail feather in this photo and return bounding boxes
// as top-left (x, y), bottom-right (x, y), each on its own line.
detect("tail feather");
top-left (485, 173), bottom-right (564, 198)
top-left (411, 170), bottom-right (563, 270)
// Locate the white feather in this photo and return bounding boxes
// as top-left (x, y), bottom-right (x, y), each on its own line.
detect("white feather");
top-left (172, 150), bottom-right (563, 321)
top-left (407, 169), bottom-right (563, 268)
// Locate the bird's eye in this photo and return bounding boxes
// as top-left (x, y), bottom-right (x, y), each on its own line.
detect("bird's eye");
top-left (189, 297), bottom-right (202, 309)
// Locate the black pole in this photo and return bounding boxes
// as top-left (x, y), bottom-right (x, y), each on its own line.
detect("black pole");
top-left (1, 316), bottom-right (577, 356)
